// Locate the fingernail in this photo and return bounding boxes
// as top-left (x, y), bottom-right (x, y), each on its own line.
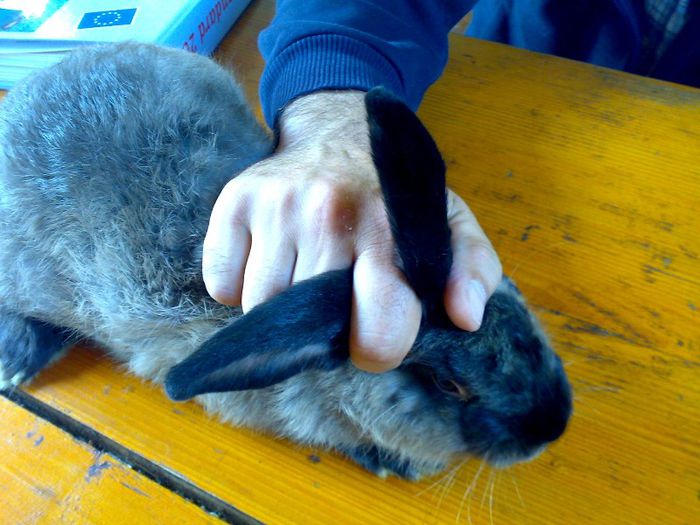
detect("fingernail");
top-left (467, 279), bottom-right (487, 328)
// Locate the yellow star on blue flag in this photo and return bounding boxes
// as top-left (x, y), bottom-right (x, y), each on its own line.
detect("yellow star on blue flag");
top-left (78, 9), bottom-right (136, 29)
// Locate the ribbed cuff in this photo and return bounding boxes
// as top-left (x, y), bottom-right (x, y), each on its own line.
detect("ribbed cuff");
top-left (259, 34), bottom-right (405, 128)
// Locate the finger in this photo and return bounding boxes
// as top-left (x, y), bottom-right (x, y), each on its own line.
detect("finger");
top-left (241, 231), bottom-right (297, 313)
top-left (202, 181), bottom-right (251, 306)
top-left (349, 251), bottom-right (422, 373)
top-left (443, 192), bottom-right (502, 331)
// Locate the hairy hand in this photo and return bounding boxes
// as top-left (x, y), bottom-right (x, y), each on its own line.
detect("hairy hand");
top-left (202, 90), bottom-right (502, 372)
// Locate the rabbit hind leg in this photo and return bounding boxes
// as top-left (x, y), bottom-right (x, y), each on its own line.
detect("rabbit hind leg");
top-left (0, 309), bottom-right (76, 389)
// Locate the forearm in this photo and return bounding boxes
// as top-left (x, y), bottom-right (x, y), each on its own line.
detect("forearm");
top-left (258, 0), bottom-right (476, 126)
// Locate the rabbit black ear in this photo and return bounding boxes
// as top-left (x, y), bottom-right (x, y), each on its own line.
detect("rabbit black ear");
top-left (365, 87), bottom-right (452, 316)
top-left (164, 269), bottom-right (352, 400)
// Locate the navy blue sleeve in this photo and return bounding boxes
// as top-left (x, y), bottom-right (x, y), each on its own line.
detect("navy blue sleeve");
top-left (258, 1), bottom-right (476, 126)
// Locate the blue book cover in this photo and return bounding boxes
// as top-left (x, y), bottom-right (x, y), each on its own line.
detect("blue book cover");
top-left (0, 0), bottom-right (252, 88)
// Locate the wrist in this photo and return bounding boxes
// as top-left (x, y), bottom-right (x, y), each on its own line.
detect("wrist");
top-left (278, 90), bottom-right (368, 148)
top-left (276, 91), bottom-right (377, 180)
top-left (258, 33), bottom-right (404, 128)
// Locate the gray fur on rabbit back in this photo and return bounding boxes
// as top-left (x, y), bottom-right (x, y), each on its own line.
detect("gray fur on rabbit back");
top-left (0, 42), bottom-right (270, 361)
top-left (0, 42), bottom-right (571, 479)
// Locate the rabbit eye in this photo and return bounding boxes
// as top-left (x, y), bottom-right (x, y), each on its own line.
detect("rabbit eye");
top-left (433, 375), bottom-right (472, 402)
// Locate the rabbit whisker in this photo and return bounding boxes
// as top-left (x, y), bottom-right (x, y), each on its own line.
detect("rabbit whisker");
top-left (456, 456), bottom-right (487, 525)
top-left (507, 240), bottom-right (573, 281)
top-left (416, 458), bottom-right (463, 497)
top-left (430, 460), bottom-right (464, 523)
top-left (509, 472), bottom-right (525, 509)
top-left (576, 385), bottom-right (620, 394)
top-left (572, 396), bottom-right (603, 414)
top-left (489, 472), bottom-right (497, 525)
top-left (467, 459), bottom-right (489, 525)
top-left (562, 355), bottom-right (601, 368)
top-left (563, 358), bottom-right (583, 368)
top-left (439, 463), bottom-right (462, 507)
top-left (571, 409), bottom-right (598, 423)
top-left (480, 469), bottom-right (495, 510)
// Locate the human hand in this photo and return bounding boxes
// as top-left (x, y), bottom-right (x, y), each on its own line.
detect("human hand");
top-left (202, 90), bottom-right (502, 372)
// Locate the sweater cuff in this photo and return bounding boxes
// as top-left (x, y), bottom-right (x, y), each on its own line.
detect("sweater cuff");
top-left (259, 34), bottom-right (405, 128)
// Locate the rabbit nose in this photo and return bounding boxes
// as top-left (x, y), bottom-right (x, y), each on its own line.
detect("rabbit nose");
top-left (519, 380), bottom-right (572, 448)
top-left (519, 403), bottom-right (568, 448)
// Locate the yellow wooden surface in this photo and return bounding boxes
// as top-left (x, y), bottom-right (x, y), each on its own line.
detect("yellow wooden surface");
top-left (1, 0), bottom-right (699, 523)
top-left (0, 397), bottom-right (223, 524)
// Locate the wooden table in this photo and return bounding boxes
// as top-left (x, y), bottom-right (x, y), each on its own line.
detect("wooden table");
top-left (1, 1), bottom-right (698, 523)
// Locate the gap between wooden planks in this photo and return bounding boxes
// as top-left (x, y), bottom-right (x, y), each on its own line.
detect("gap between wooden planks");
top-left (0, 396), bottom-right (226, 524)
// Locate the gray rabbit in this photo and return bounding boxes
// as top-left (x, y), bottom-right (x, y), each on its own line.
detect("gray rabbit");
top-left (0, 42), bottom-right (571, 479)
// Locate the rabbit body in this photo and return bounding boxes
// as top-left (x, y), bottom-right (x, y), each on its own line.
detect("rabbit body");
top-left (0, 43), bottom-right (266, 374)
top-left (0, 43), bottom-right (571, 479)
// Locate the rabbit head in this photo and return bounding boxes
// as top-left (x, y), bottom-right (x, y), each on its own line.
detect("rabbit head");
top-left (403, 276), bottom-right (572, 468)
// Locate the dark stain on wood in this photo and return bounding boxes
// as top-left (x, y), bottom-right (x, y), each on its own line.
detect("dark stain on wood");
top-left (521, 224), bottom-right (540, 241)
top-left (656, 221), bottom-right (674, 232)
top-left (572, 291), bottom-right (653, 347)
top-left (643, 264), bottom-right (697, 285)
top-left (679, 245), bottom-right (698, 260)
top-left (86, 460), bottom-right (112, 482)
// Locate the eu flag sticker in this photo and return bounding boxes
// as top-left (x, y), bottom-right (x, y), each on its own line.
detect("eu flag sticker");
top-left (78, 9), bottom-right (137, 29)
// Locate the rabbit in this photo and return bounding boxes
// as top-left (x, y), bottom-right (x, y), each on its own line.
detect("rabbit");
top-left (0, 42), bottom-right (572, 480)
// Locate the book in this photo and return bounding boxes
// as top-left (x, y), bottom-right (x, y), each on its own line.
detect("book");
top-left (0, 0), bottom-right (252, 89)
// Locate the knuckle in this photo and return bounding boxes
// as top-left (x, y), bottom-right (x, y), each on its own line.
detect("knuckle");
top-left (237, 166), bottom-right (299, 220)
top-left (220, 176), bottom-right (243, 196)
top-left (256, 179), bottom-right (297, 219)
top-left (213, 181), bottom-right (251, 226)
top-left (276, 184), bottom-right (297, 217)
top-left (306, 180), bottom-right (360, 236)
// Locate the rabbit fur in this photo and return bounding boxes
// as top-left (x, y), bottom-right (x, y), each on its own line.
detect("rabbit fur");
top-left (0, 42), bottom-right (571, 479)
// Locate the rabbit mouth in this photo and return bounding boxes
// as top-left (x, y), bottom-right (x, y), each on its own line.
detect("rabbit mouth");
top-left (455, 432), bottom-right (549, 470)
top-left (434, 442), bottom-right (545, 478)
top-left (484, 444), bottom-right (547, 469)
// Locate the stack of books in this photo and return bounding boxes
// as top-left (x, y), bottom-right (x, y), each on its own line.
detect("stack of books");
top-left (0, 0), bottom-right (252, 89)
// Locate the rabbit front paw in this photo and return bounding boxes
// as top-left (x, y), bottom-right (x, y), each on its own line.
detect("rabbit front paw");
top-left (0, 311), bottom-right (73, 389)
top-left (341, 445), bottom-right (423, 480)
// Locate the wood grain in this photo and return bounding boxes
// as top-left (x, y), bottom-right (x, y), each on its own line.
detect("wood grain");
top-left (1, 0), bottom-right (699, 523)
top-left (0, 396), bottom-right (223, 524)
